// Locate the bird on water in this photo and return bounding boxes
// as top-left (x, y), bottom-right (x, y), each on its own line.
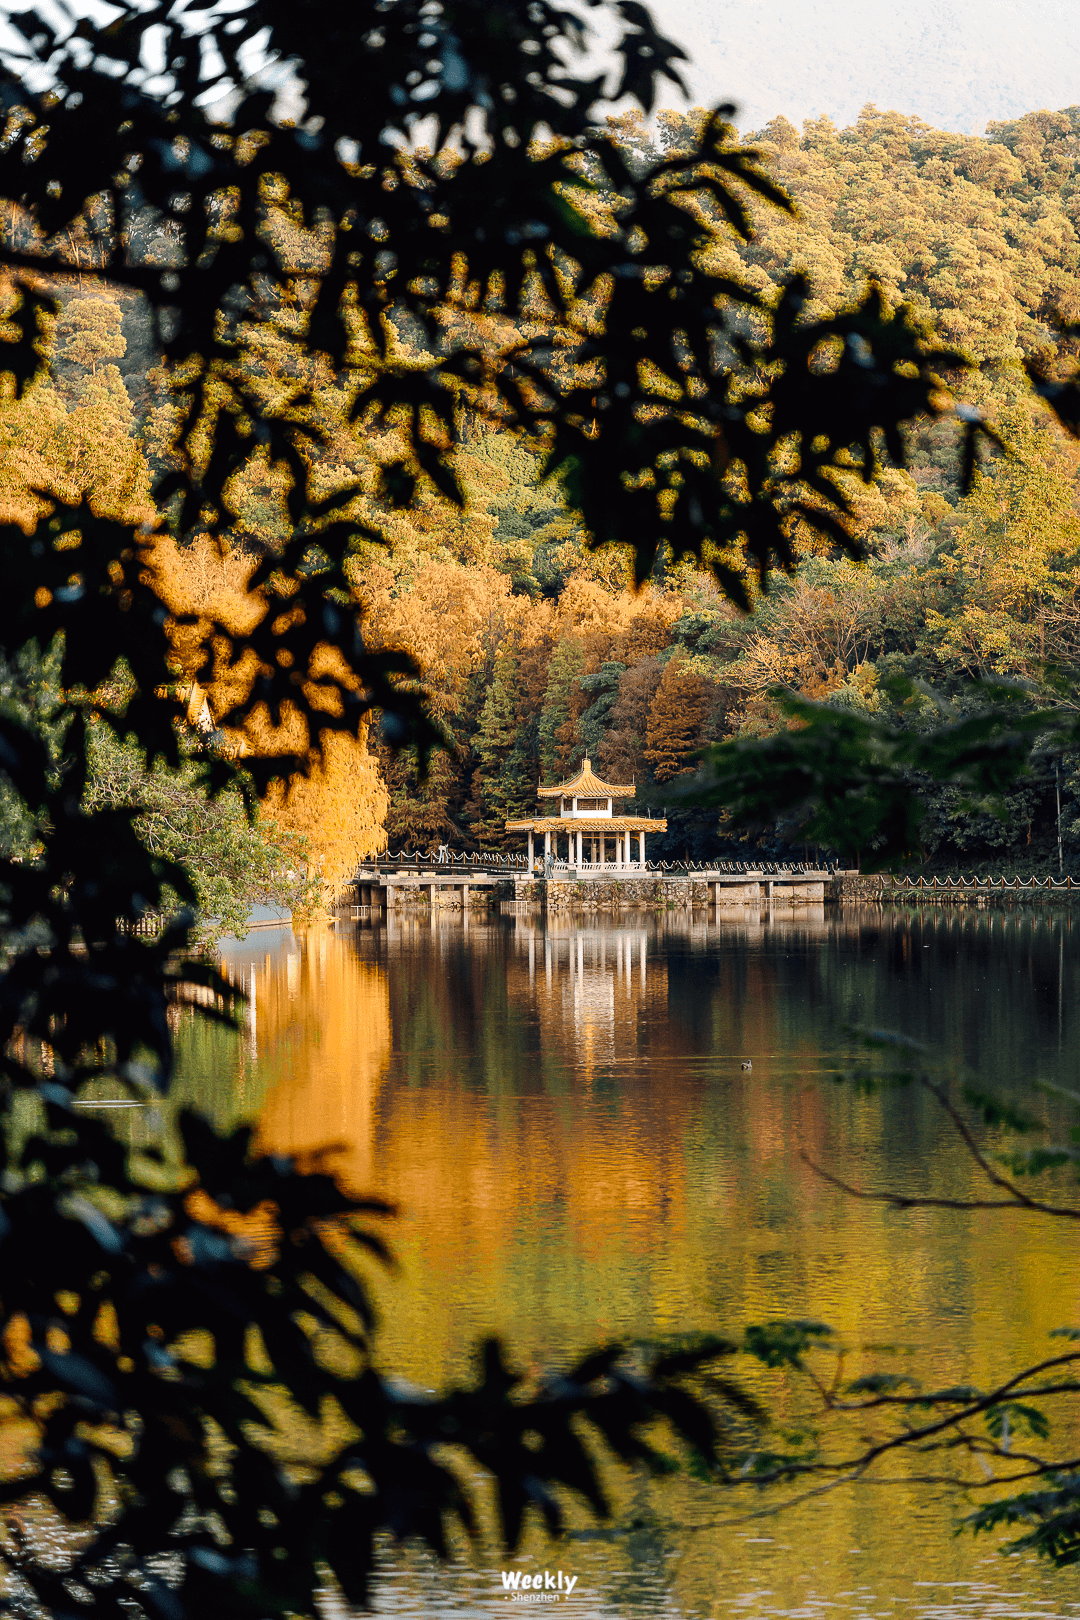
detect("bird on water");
top-left (741, 1059), bottom-right (752, 1070)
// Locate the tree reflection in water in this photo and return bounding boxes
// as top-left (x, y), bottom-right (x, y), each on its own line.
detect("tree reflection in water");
top-left (168, 904), bottom-right (1080, 1616)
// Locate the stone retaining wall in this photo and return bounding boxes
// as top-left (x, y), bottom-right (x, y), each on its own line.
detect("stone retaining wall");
top-left (540, 877), bottom-right (706, 910)
top-left (521, 877), bottom-right (825, 910)
top-left (830, 874), bottom-right (889, 901)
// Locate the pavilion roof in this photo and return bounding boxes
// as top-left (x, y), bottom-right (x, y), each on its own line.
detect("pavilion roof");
top-left (537, 756), bottom-right (635, 799)
top-left (506, 816), bottom-right (666, 832)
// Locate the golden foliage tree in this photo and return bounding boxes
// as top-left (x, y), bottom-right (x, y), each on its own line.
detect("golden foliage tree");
top-left (0, 282), bottom-right (150, 528)
top-left (644, 655), bottom-right (715, 783)
top-left (148, 534), bottom-right (387, 897)
top-left (55, 295), bottom-right (126, 373)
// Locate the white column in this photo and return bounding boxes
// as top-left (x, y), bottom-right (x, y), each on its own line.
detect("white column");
top-left (639, 830), bottom-right (646, 870)
top-left (576, 829), bottom-right (583, 867)
top-left (528, 829), bottom-right (534, 867)
top-left (544, 831), bottom-right (551, 861)
top-left (617, 832), bottom-right (624, 869)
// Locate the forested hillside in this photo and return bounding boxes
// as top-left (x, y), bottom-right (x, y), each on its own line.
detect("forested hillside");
top-left (9, 103), bottom-right (1080, 876)
top-left (364, 103), bottom-right (1080, 869)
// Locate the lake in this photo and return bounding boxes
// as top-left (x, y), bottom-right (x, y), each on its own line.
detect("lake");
top-left (176, 902), bottom-right (1080, 1619)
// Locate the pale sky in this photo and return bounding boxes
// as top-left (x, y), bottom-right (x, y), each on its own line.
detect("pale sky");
top-left (3, 0), bottom-right (1079, 138)
top-left (641, 0), bottom-right (1080, 134)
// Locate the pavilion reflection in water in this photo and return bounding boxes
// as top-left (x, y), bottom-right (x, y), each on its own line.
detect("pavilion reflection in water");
top-left (198, 903), bottom-right (828, 1184)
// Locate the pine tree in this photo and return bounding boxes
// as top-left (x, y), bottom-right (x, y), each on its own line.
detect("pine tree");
top-left (597, 656), bottom-right (664, 783)
top-left (579, 660), bottom-right (627, 760)
top-left (474, 644), bottom-right (535, 844)
top-left (381, 741), bottom-right (467, 852)
top-left (538, 639), bottom-right (585, 782)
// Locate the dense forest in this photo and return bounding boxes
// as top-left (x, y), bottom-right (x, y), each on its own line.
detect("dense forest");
top-left (362, 103), bottom-right (1080, 869)
top-left (8, 101), bottom-right (1080, 880)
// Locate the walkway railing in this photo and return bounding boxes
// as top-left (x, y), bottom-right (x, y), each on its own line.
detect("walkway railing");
top-left (891, 874), bottom-right (1076, 892)
top-left (359, 852), bottom-right (839, 879)
top-left (648, 859), bottom-right (836, 875)
top-left (526, 859), bottom-right (834, 877)
top-left (366, 850), bottom-right (531, 871)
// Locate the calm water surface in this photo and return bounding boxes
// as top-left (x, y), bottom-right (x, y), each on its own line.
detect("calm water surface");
top-left (176, 903), bottom-right (1080, 1619)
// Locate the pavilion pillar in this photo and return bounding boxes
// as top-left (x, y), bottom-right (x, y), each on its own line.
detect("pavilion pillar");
top-left (576, 829), bottom-right (583, 867)
top-left (639, 830), bottom-right (646, 870)
top-left (617, 832), bottom-right (625, 870)
top-left (528, 829), bottom-right (534, 868)
top-left (544, 831), bottom-right (551, 862)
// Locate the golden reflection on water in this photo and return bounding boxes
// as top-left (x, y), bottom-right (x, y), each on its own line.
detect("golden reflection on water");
top-left (176, 905), bottom-right (1080, 1618)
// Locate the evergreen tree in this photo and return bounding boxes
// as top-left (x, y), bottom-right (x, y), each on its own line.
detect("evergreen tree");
top-left (474, 644), bottom-right (535, 844)
top-left (579, 660), bottom-right (627, 761)
top-left (597, 657), bottom-right (664, 784)
top-left (538, 640), bottom-right (585, 781)
top-left (381, 740), bottom-right (469, 852)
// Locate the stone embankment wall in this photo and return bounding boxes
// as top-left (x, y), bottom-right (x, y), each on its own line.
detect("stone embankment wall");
top-left (518, 877), bottom-right (825, 911)
top-left (534, 877), bottom-right (709, 911)
top-left (831, 874), bottom-right (890, 901)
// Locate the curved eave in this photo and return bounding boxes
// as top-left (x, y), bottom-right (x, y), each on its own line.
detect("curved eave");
top-left (536, 759), bottom-right (636, 799)
top-left (506, 817), bottom-right (666, 832)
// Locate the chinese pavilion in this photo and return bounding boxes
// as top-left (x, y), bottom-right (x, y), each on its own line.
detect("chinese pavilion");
top-left (505, 757), bottom-right (666, 873)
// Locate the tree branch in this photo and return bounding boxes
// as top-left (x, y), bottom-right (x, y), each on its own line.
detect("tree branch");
top-left (800, 1148), bottom-right (1080, 1219)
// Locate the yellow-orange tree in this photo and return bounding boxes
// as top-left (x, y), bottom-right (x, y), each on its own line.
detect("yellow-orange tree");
top-left (0, 1), bottom-right (1008, 1614)
top-left (644, 654), bottom-right (716, 781)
